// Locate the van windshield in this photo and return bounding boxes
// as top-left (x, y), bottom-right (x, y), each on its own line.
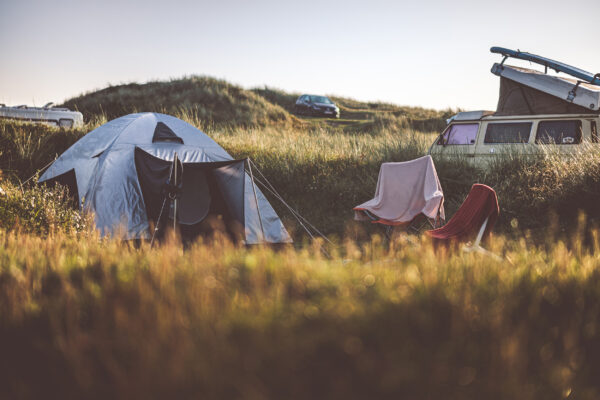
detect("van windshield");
top-left (438, 123), bottom-right (478, 145)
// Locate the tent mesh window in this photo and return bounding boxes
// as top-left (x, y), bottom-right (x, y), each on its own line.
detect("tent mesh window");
top-left (535, 120), bottom-right (582, 144)
top-left (484, 122), bottom-right (532, 144)
top-left (152, 122), bottom-right (184, 144)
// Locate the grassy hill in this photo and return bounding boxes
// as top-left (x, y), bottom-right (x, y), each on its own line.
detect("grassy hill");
top-left (251, 86), bottom-right (453, 132)
top-left (61, 76), bottom-right (295, 128)
top-left (61, 76), bottom-right (451, 132)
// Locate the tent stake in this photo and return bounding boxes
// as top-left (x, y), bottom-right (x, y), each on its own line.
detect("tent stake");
top-left (247, 158), bottom-right (266, 243)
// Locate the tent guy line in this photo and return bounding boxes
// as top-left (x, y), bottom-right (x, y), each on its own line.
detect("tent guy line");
top-left (248, 158), bottom-right (334, 246)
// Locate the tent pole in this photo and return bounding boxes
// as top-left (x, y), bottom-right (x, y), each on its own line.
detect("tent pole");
top-left (247, 158), bottom-right (266, 243)
top-left (173, 152), bottom-right (178, 233)
top-left (150, 158), bottom-right (176, 249)
top-left (150, 197), bottom-right (168, 249)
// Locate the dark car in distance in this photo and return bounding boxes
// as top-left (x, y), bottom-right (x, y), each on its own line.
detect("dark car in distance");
top-left (294, 95), bottom-right (340, 118)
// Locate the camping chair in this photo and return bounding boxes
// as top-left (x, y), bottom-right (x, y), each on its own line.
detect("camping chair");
top-left (426, 184), bottom-right (499, 254)
top-left (353, 155), bottom-right (445, 240)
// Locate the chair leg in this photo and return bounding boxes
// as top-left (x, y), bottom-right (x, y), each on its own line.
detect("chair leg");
top-left (472, 217), bottom-right (489, 248)
top-left (408, 214), bottom-right (430, 234)
top-left (385, 225), bottom-right (393, 240)
top-left (462, 217), bottom-right (501, 260)
top-left (463, 244), bottom-right (502, 261)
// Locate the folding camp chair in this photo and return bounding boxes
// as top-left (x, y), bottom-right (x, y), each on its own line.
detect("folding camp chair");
top-left (426, 184), bottom-right (499, 253)
top-left (359, 205), bottom-right (444, 240)
top-left (353, 155), bottom-right (445, 240)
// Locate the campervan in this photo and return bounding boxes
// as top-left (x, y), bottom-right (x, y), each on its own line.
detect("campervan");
top-left (429, 47), bottom-right (600, 166)
top-left (0, 103), bottom-right (83, 128)
top-left (429, 111), bottom-right (599, 165)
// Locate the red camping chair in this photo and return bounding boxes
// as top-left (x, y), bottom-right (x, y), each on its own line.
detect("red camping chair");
top-left (426, 184), bottom-right (499, 249)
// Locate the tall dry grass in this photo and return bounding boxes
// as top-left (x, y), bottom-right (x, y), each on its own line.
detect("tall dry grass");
top-left (3, 114), bottom-right (600, 239)
top-left (1, 229), bottom-right (599, 399)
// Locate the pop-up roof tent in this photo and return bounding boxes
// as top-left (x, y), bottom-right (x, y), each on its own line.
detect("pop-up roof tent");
top-left (490, 47), bottom-right (600, 116)
top-left (39, 113), bottom-right (292, 244)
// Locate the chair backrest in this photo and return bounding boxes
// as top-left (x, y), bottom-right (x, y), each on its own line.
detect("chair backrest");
top-left (353, 155), bottom-right (445, 225)
top-left (426, 184), bottom-right (499, 242)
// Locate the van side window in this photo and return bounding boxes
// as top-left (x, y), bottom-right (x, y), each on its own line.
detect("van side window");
top-left (535, 120), bottom-right (582, 144)
top-left (484, 122), bottom-right (532, 143)
top-left (437, 123), bottom-right (478, 145)
top-left (592, 121), bottom-right (598, 143)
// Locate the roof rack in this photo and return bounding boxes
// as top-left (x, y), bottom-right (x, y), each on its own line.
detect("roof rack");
top-left (491, 46), bottom-right (600, 86)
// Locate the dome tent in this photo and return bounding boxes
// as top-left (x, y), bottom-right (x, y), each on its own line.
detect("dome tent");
top-left (39, 112), bottom-right (292, 244)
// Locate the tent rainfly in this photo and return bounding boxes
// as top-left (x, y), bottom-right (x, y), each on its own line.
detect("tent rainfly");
top-left (39, 112), bottom-right (292, 244)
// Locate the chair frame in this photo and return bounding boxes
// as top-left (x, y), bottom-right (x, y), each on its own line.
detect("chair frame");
top-left (363, 200), bottom-right (444, 241)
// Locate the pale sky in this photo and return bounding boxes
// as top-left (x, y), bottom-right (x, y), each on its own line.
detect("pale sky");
top-left (1, 0), bottom-right (599, 111)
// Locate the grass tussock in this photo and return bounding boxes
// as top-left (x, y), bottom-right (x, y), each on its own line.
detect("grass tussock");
top-left (1, 231), bottom-right (600, 399)
top-left (0, 179), bottom-right (91, 235)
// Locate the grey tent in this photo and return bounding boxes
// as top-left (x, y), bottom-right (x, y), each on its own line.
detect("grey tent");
top-left (39, 112), bottom-right (292, 244)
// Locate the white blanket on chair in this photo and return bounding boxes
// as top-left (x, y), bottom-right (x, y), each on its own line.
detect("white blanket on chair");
top-left (353, 155), bottom-right (445, 224)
